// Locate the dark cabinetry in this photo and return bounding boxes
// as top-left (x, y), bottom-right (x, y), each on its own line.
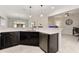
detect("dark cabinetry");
top-left (0, 31), bottom-right (59, 53)
top-left (20, 32), bottom-right (39, 46)
top-left (39, 33), bottom-right (58, 53)
top-left (0, 31), bottom-right (39, 49)
top-left (0, 32), bottom-right (19, 49)
top-left (48, 33), bottom-right (58, 53)
top-left (0, 33), bottom-right (2, 49)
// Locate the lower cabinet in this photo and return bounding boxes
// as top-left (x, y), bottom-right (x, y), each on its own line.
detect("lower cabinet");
top-left (0, 33), bottom-right (2, 49)
top-left (0, 32), bottom-right (20, 49)
top-left (0, 31), bottom-right (59, 53)
top-left (39, 33), bottom-right (58, 53)
top-left (20, 32), bottom-right (39, 46)
top-left (0, 31), bottom-right (39, 49)
top-left (48, 33), bottom-right (58, 53)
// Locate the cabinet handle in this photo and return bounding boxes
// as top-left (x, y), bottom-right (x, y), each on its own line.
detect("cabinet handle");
top-left (0, 34), bottom-right (1, 37)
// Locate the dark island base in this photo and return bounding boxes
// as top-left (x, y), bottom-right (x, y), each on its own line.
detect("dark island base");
top-left (39, 33), bottom-right (58, 53)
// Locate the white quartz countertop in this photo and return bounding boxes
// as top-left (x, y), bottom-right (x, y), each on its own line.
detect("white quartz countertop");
top-left (0, 28), bottom-right (61, 34)
top-left (36, 28), bottom-right (61, 34)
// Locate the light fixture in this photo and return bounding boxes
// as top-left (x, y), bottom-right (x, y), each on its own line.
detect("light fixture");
top-left (40, 5), bottom-right (44, 17)
top-left (51, 6), bottom-right (55, 9)
top-left (29, 6), bottom-right (32, 18)
top-left (64, 12), bottom-right (70, 17)
top-left (64, 12), bottom-right (73, 25)
top-left (29, 15), bottom-right (32, 18)
top-left (40, 14), bottom-right (43, 17)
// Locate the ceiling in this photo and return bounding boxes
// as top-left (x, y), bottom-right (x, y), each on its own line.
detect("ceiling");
top-left (0, 5), bottom-right (79, 20)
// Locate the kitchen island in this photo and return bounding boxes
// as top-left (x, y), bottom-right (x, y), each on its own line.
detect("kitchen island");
top-left (0, 28), bottom-right (61, 53)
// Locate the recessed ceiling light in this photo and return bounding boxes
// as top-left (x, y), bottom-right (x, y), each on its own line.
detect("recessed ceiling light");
top-left (51, 6), bottom-right (55, 9)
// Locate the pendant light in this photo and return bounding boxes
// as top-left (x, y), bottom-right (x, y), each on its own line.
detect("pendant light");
top-left (40, 5), bottom-right (44, 17)
top-left (29, 6), bottom-right (32, 18)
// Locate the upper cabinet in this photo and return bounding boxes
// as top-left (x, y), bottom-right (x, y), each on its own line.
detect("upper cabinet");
top-left (0, 16), bottom-right (8, 28)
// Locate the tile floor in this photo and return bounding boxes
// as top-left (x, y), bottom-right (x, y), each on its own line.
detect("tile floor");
top-left (0, 34), bottom-right (79, 53)
top-left (59, 34), bottom-right (79, 53)
top-left (0, 45), bottom-right (44, 53)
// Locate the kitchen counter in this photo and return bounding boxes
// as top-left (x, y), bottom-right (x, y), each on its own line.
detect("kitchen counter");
top-left (36, 28), bottom-right (61, 34)
top-left (0, 28), bottom-right (61, 53)
top-left (0, 28), bottom-right (61, 34)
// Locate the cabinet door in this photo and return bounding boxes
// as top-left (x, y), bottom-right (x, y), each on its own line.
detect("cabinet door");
top-left (1, 33), bottom-right (6, 49)
top-left (30, 32), bottom-right (39, 46)
top-left (20, 32), bottom-right (31, 45)
top-left (39, 33), bottom-right (48, 52)
top-left (48, 33), bottom-right (58, 53)
top-left (0, 34), bottom-right (1, 48)
top-left (2, 32), bottom-right (19, 48)
top-left (20, 32), bottom-right (39, 46)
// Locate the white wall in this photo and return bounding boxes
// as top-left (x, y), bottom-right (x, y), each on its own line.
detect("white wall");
top-left (30, 17), bottom-right (48, 28)
top-left (37, 17), bottom-right (48, 28)
top-left (48, 13), bottom-right (79, 35)
top-left (62, 13), bottom-right (79, 35)
top-left (49, 6), bottom-right (79, 16)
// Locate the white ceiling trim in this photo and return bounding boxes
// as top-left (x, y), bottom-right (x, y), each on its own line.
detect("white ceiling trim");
top-left (49, 6), bottom-right (79, 16)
